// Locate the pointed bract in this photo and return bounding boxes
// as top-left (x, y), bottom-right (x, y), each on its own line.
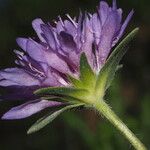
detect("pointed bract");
top-left (27, 103), bottom-right (84, 134)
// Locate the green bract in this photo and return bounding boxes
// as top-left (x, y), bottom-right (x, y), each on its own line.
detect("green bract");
top-left (27, 103), bottom-right (84, 134)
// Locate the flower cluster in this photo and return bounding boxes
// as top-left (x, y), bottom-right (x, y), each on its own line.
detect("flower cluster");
top-left (0, 0), bottom-right (133, 120)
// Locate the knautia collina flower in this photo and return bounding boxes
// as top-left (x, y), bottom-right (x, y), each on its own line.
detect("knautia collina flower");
top-left (0, 0), bottom-right (133, 116)
top-left (0, 0), bottom-right (147, 150)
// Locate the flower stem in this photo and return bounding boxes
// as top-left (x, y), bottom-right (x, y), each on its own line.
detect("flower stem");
top-left (93, 100), bottom-right (147, 150)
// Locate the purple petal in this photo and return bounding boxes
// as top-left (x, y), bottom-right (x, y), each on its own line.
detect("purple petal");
top-left (32, 18), bottom-right (46, 42)
top-left (64, 19), bottom-right (77, 37)
top-left (0, 68), bottom-right (40, 87)
top-left (16, 38), bottom-right (28, 51)
top-left (98, 11), bottom-right (119, 64)
top-left (2, 100), bottom-right (63, 119)
top-left (81, 15), bottom-right (94, 66)
top-left (41, 64), bottom-right (62, 86)
top-left (41, 24), bottom-right (57, 50)
top-left (0, 80), bottom-right (20, 86)
top-left (26, 39), bottom-right (46, 62)
top-left (59, 31), bottom-right (76, 51)
top-left (117, 10), bottom-right (134, 40)
top-left (66, 14), bottom-right (77, 28)
top-left (0, 74), bottom-right (3, 80)
top-left (99, 1), bottom-right (109, 25)
top-left (0, 86), bottom-right (38, 101)
top-left (68, 51), bottom-right (79, 69)
top-left (112, 0), bottom-right (117, 10)
top-left (46, 53), bottom-right (70, 74)
top-left (56, 21), bottom-right (64, 33)
top-left (26, 39), bottom-right (71, 74)
top-left (92, 13), bottom-right (102, 45)
top-left (116, 8), bottom-right (123, 29)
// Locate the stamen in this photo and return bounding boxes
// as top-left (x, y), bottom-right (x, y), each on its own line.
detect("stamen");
top-left (66, 14), bottom-right (77, 28)
top-left (28, 63), bottom-right (46, 78)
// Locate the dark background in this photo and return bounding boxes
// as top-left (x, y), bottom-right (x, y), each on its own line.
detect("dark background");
top-left (0, 0), bottom-right (150, 149)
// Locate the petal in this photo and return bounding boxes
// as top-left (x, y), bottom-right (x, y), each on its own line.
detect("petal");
top-left (32, 18), bottom-right (46, 42)
top-left (111, 10), bottom-right (133, 47)
top-left (2, 100), bottom-right (63, 119)
top-left (26, 39), bottom-right (46, 62)
top-left (117, 10), bottom-right (134, 40)
top-left (45, 53), bottom-right (71, 75)
top-left (116, 8), bottom-right (123, 29)
top-left (16, 38), bottom-right (28, 51)
top-left (0, 74), bottom-right (3, 80)
top-left (59, 31), bottom-right (76, 51)
top-left (99, 1), bottom-right (109, 25)
top-left (81, 15), bottom-right (94, 55)
top-left (64, 20), bottom-right (77, 37)
top-left (68, 51), bottom-right (79, 69)
top-left (41, 24), bottom-right (57, 50)
top-left (0, 86), bottom-right (38, 101)
top-left (40, 64), bottom-right (62, 86)
top-left (0, 68), bottom-right (40, 87)
top-left (92, 13), bottom-right (102, 45)
top-left (0, 80), bottom-right (19, 86)
top-left (56, 21), bottom-right (64, 33)
top-left (112, 0), bottom-right (117, 10)
top-left (26, 39), bottom-right (71, 74)
top-left (98, 11), bottom-right (119, 64)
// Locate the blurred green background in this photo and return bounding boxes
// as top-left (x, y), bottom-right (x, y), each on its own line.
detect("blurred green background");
top-left (0, 0), bottom-right (150, 149)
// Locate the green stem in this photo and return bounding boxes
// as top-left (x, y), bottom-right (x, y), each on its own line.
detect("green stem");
top-left (93, 100), bottom-right (147, 150)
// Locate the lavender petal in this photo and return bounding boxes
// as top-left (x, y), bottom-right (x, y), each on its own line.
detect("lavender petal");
top-left (16, 38), bottom-right (28, 52)
top-left (32, 18), bottom-right (46, 42)
top-left (98, 11), bottom-right (119, 64)
top-left (2, 100), bottom-right (63, 119)
top-left (99, 1), bottom-right (109, 26)
top-left (117, 10), bottom-right (134, 40)
top-left (0, 68), bottom-right (40, 87)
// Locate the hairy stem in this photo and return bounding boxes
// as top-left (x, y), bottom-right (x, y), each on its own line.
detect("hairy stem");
top-left (93, 100), bottom-right (147, 150)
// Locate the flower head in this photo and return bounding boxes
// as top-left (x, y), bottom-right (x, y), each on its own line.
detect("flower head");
top-left (0, 0), bottom-right (134, 130)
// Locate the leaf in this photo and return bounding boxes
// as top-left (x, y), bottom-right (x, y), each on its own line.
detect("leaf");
top-left (27, 103), bottom-right (84, 134)
top-left (34, 87), bottom-right (88, 102)
top-left (95, 28), bottom-right (139, 98)
top-left (68, 53), bottom-right (96, 90)
top-left (79, 53), bottom-right (96, 89)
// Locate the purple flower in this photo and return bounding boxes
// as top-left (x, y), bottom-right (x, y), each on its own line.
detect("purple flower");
top-left (0, 0), bottom-right (133, 120)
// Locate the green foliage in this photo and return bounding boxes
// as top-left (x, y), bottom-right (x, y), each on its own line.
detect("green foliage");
top-left (27, 103), bottom-right (84, 134)
top-left (35, 87), bottom-right (89, 102)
